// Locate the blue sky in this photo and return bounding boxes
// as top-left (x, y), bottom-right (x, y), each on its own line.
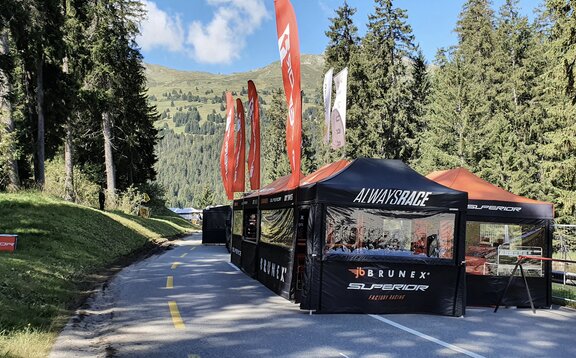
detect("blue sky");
top-left (137, 0), bottom-right (543, 74)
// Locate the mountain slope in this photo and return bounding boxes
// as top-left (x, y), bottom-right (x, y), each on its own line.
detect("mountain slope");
top-left (147, 54), bottom-right (325, 207)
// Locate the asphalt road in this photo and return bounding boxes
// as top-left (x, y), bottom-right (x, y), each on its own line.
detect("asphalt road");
top-left (50, 233), bottom-right (576, 358)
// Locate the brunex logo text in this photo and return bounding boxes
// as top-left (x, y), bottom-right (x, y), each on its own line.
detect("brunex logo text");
top-left (347, 267), bottom-right (430, 292)
top-left (348, 267), bottom-right (431, 280)
top-left (260, 258), bottom-right (287, 282)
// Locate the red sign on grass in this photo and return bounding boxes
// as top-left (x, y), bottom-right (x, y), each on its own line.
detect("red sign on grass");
top-left (0, 235), bottom-right (17, 253)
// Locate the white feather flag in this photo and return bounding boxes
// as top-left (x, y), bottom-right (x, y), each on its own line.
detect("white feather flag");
top-left (331, 67), bottom-right (348, 149)
top-left (323, 68), bottom-right (334, 144)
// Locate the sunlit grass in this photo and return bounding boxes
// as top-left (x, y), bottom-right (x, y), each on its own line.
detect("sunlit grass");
top-left (0, 327), bottom-right (56, 358)
top-left (0, 192), bottom-right (198, 357)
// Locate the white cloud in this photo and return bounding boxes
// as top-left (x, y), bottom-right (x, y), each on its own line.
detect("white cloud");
top-left (137, 1), bottom-right (185, 52)
top-left (187, 0), bottom-right (269, 64)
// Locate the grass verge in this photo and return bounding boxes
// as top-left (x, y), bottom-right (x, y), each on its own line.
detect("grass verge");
top-left (552, 282), bottom-right (576, 308)
top-left (0, 192), bottom-right (197, 358)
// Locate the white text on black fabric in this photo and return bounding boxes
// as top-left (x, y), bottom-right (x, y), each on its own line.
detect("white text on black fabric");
top-left (353, 188), bottom-right (432, 207)
top-left (259, 258), bottom-right (287, 282)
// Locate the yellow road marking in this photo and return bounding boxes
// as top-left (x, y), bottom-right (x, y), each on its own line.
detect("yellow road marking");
top-left (166, 276), bottom-right (173, 289)
top-left (168, 301), bottom-right (185, 330)
top-left (171, 262), bottom-right (181, 269)
top-left (180, 253), bottom-right (188, 258)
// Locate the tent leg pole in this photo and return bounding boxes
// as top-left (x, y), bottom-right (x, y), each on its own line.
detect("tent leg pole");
top-left (519, 264), bottom-right (536, 314)
top-left (494, 259), bottom-right (522, 313)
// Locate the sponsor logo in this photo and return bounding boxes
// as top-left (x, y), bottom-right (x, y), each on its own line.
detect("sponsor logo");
top-left (270, 197), bottom-right (282, 203)
top-left (347, 283), bottom-right (429, 291)
top-left (468, 204), bottom-right (521, 212)
top-left (353, 188), bottom-right (432, 207)
top-left (231, 247), bottom-right (241, 257)
top-left (348, 267), bottom-right (430, 280)
top-left (349, 267), bottom-right (365, 278)
top-left (284, 193), bottom-right (293, 201)
top-left (278, 24), bottom-right (295, 128)
top-left (260, 258), bottom-right (287, 282)
top-left (0, 242), bottom-right (15, 247)
top-left (224, 108), bottom-right (233, 178)
top-left (277, 23), bottom-right (298, 168)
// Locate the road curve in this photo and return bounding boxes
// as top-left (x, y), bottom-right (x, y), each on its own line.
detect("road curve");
top-left (50, 233), bottom-right (576, 358)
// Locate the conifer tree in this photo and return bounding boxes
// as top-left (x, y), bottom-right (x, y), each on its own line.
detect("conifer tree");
top-left (0, 26), bottom-right (20, 190)
top-left (324, 1), bottom-right (360, 73)
top-left (261, 89), bottom-right (290, 185)
top-left (535, 0), bottom-right (576, 222)
top-left (321, 1), bottom-right (360, 164)
top-left (479, 0), bottom-right (544, 196)
top-left (359, 0), bottom-right (416, 160)
top-left (406, 47), bottom-right (430, 163)
top-left (416, 0), bottom-right (496, 172)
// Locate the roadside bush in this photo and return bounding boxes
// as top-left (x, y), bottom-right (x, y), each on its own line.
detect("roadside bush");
top-left (44, 157), bottom-right (99, 207)
top-left (114, 185), bottom-right (146, 215)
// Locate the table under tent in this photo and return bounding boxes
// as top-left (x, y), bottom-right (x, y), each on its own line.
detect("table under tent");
top-left (233, 158), bottom-right (469, 316)
top-left (427, 168), bottom-right (554, 307)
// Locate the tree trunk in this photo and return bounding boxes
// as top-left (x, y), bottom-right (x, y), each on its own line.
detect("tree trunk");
top-left (64, 121), bottom-right (75, 201)
top-left (0, 29), bottom-right (20, 191)
top-left (102, 111), bottom-right (116, 197)
top-left (62, 48), bottom-right (75, 201)
top-left (36, 55), bottom-right (45, 189)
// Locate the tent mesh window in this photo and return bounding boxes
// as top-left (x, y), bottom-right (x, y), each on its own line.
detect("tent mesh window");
top-left (324, 206), bottom-right (456, 259)
top-left (465, 221), bottom-right (546, 277)
top-left (233, 210), bottom-right (243, 236)
top-left (260, 208), bottom-right (294, 248)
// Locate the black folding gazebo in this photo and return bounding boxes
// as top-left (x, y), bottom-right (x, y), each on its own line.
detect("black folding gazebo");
top-left (246, 159), bottom-right (468, 316)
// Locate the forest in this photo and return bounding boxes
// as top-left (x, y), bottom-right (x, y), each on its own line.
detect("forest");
top-left (320, 0), bottom-right (576, 223)
top-left (1, 0), bottom-right (575, 224)
top-left (0, 0), bottom-right (158, 208)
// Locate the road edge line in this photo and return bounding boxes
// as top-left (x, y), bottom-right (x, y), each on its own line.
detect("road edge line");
top-left (368, 314), bottom-right (486, 358)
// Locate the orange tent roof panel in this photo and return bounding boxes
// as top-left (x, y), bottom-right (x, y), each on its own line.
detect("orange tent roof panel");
top-left (301, 159), bottom-right (350, 186)
top-left (426, 167), bottom-right (551, 205)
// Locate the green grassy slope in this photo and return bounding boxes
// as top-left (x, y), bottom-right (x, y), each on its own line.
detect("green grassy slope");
top-left (146, 54), bottom-right (324, 132)
top-left (148, 55), bottom-right (325, 207)
top-left (0, 192), bottom-right (196, 358)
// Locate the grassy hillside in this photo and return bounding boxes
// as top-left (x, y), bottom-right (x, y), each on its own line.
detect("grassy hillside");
top-left (148, 54), bottom-right (325, 207)
top-left (0, 192), bottom-right (196, 358)
top-left (146, 54), bottom-right (324, 133)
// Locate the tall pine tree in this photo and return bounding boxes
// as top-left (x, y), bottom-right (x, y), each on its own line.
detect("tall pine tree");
top-left (358, 0), bottom-right (416, 160)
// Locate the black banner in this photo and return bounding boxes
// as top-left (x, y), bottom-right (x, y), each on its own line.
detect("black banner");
top-left (260, 191), bottom-right (296, 209)
top-left (467, 275), bottom-right (549, 307)
top-left (257, 241), bottom-right (294, 299)
top-left (231, 235), bottom-right (242, 268)
top-left (241, 239), bottom-right (258, 277)
top-left (468, 200), bottom-right (553, 220)
top-left (320, 261), bottom-right (465, 316)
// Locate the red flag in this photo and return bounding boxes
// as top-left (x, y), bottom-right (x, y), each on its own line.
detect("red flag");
top-left (247, 80), bottom-right (260, 190)
top-left (233, 98), bottom-right (246, 193)
top-left (220, 92), bottom-right (235, 200)
top-left (274, 0), bottom-right (302, 189)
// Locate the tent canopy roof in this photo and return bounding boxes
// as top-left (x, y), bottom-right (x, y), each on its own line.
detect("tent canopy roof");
top-left (426, 167), bottom-right (550, 205)
top-left (300, 158), bottom-right (467, 210)
top-left (426, 167), bottom-right (553, 219)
